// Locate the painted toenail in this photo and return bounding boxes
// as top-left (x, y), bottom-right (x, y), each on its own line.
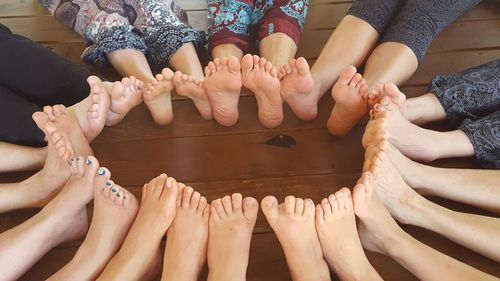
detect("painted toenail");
top-left (112, 188), bottom-right (117, 192)
top-left (106, 181), bottom-right (112, 187)
top-left (86, 159), bottom-right (92, 165)
top-left (98, 168), bottom-right (105, 176)
top-left (76, 157), bottom-right (80, 161)
top-left (117, 193), bottom-right (120, 197)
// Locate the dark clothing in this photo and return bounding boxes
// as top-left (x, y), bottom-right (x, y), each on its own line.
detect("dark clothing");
top-left (348, 0), bottom-right (481, 61)
top-left (431, 59), bottom-right (500, 168)
top-left (0, 24), bottom-right (90, 146)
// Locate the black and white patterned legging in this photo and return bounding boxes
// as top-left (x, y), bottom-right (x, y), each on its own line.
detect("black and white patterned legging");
top-left (41, 0), bottom-right (206, 68)
top-left (430, 59), bottom-right (500, 168)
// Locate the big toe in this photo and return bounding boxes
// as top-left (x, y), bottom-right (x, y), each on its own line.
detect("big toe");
top-left (339, 65), bottom-right (357, 85)
top-left (243, 197), bottom-right (259, 222)
top-left (261, 196), bottom-right (279, 219)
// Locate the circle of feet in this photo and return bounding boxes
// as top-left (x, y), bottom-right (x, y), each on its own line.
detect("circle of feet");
top-left (17, 58), bottom-right (489, 281)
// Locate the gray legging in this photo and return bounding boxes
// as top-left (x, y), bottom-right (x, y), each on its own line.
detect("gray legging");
top-left (347, 0), bottom-right (481, 62)
top-left (430, 59), bottom-right (500, 169)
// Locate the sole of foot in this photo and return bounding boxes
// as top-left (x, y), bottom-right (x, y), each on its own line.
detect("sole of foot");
top-left (162, 185), bottom-right (209, 281)
top-left (144, 68), bottom-right (175, 125)
top-left (327, 65), bottom-right (368, 137)
top-left (207, 194), bottom-right (258, 281)
top-left (353, 172), bottom-right (406, 256)
top-left (241, 54), bottom-right (283, 128)
top-left (316, 188), bottom-right (381, 281)
top-left (203, 56), bottom-right (242, 126)
top-left (362, 102), bottom-right (438, 162)
top-left (279, 57), bottom-right (317, 121)
top-left (261, 195), bottom-right (331, 281)
top-left (363, 141), bottom-right (425, 225)
top-left (68, 76), bottom-right (111, 142)
top-left (172, 71), bottom-right (213, 120)
top-left (106, 76), bottom-right (144, 126)
top-left (25, 115), bottom-right (74, 207)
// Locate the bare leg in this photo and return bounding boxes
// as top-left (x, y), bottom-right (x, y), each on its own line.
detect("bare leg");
top-left (161, 185), bottom-right (209, 281)
top-left (362, 101), bottom-right (474, 162)
top-left (316, 188), bottom-right (382, 281)
top-left (259, 32), bottom-right (297, 70)
top-left (367, 82), bottom-right (446, 125)
top-left (0, 130), bottom-right (72, 213)
top-left (211, 44), bottom-right (244, 61)
top-left (0, 142), bottom-right (46, 172)
top-left (261, 196), bottom-right (331, 281)
top-left (384, 142), bottom-right (500, 214)
top-left (354, 173), bottom-right (498, 281)
top-left (97, 174), bottom-right (179, 281)
top-left (364, 142), bottom-right (500, 263)
top-left (48, 172), bottom-right (138, 280)
top-left (281, 15), bottom-right (377, 120)
top-left (107, 49), bottom-right (155, 84)
top-left (207, 194), bottom-right (258, 281)
top-left (0, 156), bottom-right (99, 281)
top-left (362, 42), bottom-right (418, 90)
top-left (169, 43), bottom-right (205, 80)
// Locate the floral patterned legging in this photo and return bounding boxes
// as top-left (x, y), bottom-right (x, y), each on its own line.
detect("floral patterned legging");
top-left (207, 0), bottom-right (309, 52)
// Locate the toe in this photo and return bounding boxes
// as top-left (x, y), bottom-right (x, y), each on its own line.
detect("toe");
top-left (231, 193), bottom-right (243, 214)
top-left (181, 185), bottom-right (194, 208)
top-left (303, 198), bottom-right (315, 217)
top-left (83, 156), bottom-right (100, 178)
top-left (161, 176), bottom-right (179, 202)
top-left (296, 57), bottom-right (310, 75)
top-left (294, 198), bottom-right (304, 216)
top-left (343, 189), bottom-right (354, 213)
top-left (339, 65), bottom-right (357, 85)
top-left (212, 198), bottom-right (225, 218)
top-left (162, 67), bottom-right (175, 79)
top-left (222, 195), bottom-right (233, 214)
top-left (241, 54), bottom-right (254, 72)
top-left (190, 191), bottom-right (201, 211)
top-left (261, 196), bottom-right (279, 220)
top-left (335, 188), bottom-right (347, 211)
top-left (242, 197), bottom-right (259, 222)
top-left (350, 73), bottom-right (363, 87)
top-left (321, 198), bottom-right (332, 219)
top-left (315, 204), bottom-right (324, 224)
top-left (284, 195), bottom-right (296, 214)
top-left (197, 196), bottom-right (208, 215)
top-left (95, 167), bottom-right (111, 188)
top-left (154, 174), bottom-right (168, 197)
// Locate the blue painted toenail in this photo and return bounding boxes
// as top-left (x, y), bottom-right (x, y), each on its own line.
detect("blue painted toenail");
top-left (98, 168), bottom-right (105, 176)
top-left (86, 159), bottom-right (92, 165)
top-left (105, 181), bottom-right (112, 187)
top-left (112, 188), bottom-right (117, 192)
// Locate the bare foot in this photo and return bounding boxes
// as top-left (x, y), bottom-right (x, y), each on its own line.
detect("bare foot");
top-left (172, 71), bottom-right (213, 120)
top-left (97, 174), bottom-right (179, 281)
top-left (68, 76), bottom-right (111, 141)
top-left (279, 57), bottom-right (316, 121)
top-left (203, 57), bottom-right (242, 126)
top-left (261, 196), bottom-right (330, 281)
top-left (207, 194), bottom-right (258, 281)
top-left (144, 68), bottom-right (175, 125)
top-left (367, 82), bottom-right (407, 112)
top-left (362, 102), bottom-right (440, 162)
top-left (20, 113), bottom-right (75, 208)
top-left (241, 54), bottom-right (283, 128)
top-left (48, 169), bottom-right (139, 280)
top-left (353, 172), bottom-right (408, 256)
top-left (316, 188), bottom-right (382, 281)
top-left (363, 142), bottom-right (427, 225)
top-left (106, 76), bottom-right (144, 126)
top-left (162, 186), bottom-right (210, 281)
top-left (327, 65), bottom-right (368, 136)
top-left (0, 156), bottom-right (99, 281)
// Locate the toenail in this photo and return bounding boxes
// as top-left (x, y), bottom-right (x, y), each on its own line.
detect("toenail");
top-left (106, 181), bottom-right (112, 187)
top-left (98, 168), bottom-right (106, 176)
top-left (117, 193), bottom-right (121, 197)
top-left (76, 157), bottom-right (80, 161)
top-left (86, 159), bottom-right (93, 165)
top-left (112, 188), bottom-right (117, 192)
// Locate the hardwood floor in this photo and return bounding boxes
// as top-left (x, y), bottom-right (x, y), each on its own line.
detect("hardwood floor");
top-left (0, 0), bottom-right (499, 280)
